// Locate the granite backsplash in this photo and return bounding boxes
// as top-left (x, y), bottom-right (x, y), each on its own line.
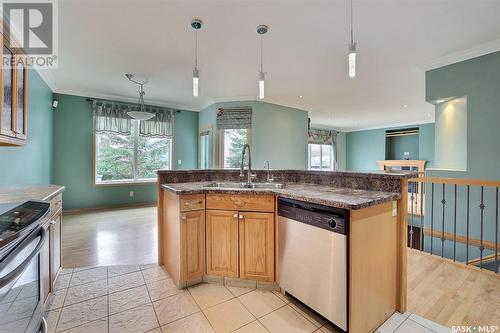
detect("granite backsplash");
top-left (157, 169), bottom-right (415, 193)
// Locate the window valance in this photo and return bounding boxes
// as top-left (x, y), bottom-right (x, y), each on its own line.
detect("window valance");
top-left (93, 100), bottom-right (175, 138)
top-left (216, 107), bottom-right (252, 130)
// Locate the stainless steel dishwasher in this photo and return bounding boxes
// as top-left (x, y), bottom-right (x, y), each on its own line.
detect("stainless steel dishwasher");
top-left (278, 198), bottom-right (348, 332)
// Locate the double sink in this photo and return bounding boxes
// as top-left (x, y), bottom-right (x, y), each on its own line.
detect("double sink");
top-left (203, 182), bottom-right (286, 190)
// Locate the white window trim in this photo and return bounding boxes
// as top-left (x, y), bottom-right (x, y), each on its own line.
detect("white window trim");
top-left (93, 120), bottom-right (173, 186)
top-left (308, 143), bottom-right (334, 171)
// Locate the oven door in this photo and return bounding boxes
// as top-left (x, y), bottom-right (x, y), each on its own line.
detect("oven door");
top-left (0, 227), bottom-right (47, 333)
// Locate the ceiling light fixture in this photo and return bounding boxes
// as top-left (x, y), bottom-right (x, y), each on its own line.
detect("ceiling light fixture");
top-left (299, 95), bottom-right (303, 99)
top-left (191, 19), bottom-right (202, 97)
top-left (403, 104), bottom-right (408, 108)
top-left (125, 73), bottom-right (155, 121)
top-left (348, 0), bottom-right (357, 79)
top-left (257, 24), bottom-right (269, 99)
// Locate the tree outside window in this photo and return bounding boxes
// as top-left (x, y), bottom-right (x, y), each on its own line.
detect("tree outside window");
top-left (95, 120), bottom-right (171, 183)
top-left (222, 128), bottom-right (248, 168)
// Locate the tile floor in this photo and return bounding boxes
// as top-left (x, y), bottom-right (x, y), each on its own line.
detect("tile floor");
top-left (45, 265), bottom-right (452, 333)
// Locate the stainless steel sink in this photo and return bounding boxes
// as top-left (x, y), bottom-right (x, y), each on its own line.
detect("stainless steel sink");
top-left (203, 182), bottom-right (286, 190)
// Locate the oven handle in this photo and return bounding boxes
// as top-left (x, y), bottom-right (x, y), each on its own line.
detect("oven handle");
top-left (0, 227), bottom-right (47, 288)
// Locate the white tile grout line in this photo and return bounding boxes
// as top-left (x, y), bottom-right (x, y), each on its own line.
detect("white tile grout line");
top-left (186, 287), bottom-right (217, 332)
top-left (141, 267), bottom-right (162, 331)
top-left (52, 267), bottom-right (449, 333)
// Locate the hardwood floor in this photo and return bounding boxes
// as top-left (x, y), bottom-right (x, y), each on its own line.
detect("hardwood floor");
top-left (62, 206), bottom-right (157, 267)
top-left (407, 249), bottom-right (500, 327)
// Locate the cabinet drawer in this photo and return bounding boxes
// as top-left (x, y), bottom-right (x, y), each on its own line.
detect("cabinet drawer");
top-left (50, 194), bottom-right (63, 216)
top-left (206, 194), bottom-right (275, 212)
top-left (180, 194), bottom-right (205, 212)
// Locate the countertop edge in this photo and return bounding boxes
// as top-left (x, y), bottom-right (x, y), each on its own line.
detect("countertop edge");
top-left (41, 185), bottom-right (66, 201)
top-left (161, 184), bottom-right (401, 210)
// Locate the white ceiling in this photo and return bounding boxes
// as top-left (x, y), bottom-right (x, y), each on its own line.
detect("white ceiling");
top-left (42, 0), bottom-right (500, 131)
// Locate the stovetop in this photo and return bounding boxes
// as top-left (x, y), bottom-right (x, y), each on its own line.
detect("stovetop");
top-left (0, 201), bottom-right (50, 256)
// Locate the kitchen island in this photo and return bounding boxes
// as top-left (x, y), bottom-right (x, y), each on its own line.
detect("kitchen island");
top-left (157, 169), bottom-right (413, 333)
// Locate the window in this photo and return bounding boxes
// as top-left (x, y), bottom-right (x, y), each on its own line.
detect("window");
top-left (308, 144), bottom-right (333, 171)
top-left (95, 120), bottom-right (172, 184)
top-left (199, 127), bottom-right (212, 169)
top-left (220, 128), bottom-right (249, 168)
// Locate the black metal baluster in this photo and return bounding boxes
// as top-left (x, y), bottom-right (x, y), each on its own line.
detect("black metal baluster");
top-left (453, 184), bottom-right (457, 261)
top-left (431, 183), bottom-right (434, 255)
top-left (466, 185), bottom-right (470, 265)
top-left (410, 182), bottom-right (415, 249)
top-left (479, 186), bottom-right (485, 269)
top-left (420, 182), bottom-right (424, 251)
top-left (496, 187), bottom-right (498, 274)
top-left (441, 183), bottom-right (446, 258)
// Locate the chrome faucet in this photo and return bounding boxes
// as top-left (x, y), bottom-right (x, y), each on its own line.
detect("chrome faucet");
top-left (264, 160), bottom-right (273, 183)
top-left (240, 144), bottom-right (256, 185)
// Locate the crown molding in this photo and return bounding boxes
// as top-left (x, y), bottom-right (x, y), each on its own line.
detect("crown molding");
top-left (53, 88), bottom-right (200, 111)
top-left (422, 38), bottom-right (500, 71)
top-left (211, 95), bottom-right (310, 113)
top-left (342, 119), bottom-right (435, 133)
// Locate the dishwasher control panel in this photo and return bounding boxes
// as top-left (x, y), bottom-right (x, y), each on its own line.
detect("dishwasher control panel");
top-left (278, 198), bottom-right (348, 235)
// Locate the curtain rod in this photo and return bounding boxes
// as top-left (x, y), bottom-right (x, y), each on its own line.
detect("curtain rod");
top-left (86, 98), bottom-right (181, 113)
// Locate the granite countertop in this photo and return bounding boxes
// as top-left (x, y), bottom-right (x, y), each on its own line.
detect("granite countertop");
top-left (0, 184), bottom-right (65, 204)
top-left (162, 182), bottom-right (400, 210)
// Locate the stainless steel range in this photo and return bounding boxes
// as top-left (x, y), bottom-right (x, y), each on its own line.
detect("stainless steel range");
top-left (0, 201), bottom-right (50, 333)
top-left (278, 198), bottom-right (349, 332)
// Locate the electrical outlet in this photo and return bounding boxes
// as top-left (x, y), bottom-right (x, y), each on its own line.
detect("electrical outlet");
top-left (392, 201), bottom-right (397, 217)
top-left (129, 191), bottom-right (134, 197)
top-left (178, 159), bottom-right (182, 165)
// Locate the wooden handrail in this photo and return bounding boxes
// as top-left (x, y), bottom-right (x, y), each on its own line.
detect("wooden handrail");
top-left (467, 253), bottom-right (500, 266)
top-left (423, 228), bottom-right (498, 251)
top-left (409, 177), bottom-right (500, 187)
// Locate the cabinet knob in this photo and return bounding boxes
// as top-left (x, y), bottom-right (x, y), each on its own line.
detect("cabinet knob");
top-left (233, 214), bottom-right (238, 218)
top-left (182, 215), bottom-right (187, 220)
top-left (239, 215), bottom-right (244, 219)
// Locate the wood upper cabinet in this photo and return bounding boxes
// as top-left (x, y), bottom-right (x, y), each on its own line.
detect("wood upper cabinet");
top-left (239, 212), bottom-right (274, 282)
top-left (0, 33), bottom-right (28, 146)
top-left (206, 210), bottom-right (239, 277)
top-left (181, 210), bottom-right (205, 283)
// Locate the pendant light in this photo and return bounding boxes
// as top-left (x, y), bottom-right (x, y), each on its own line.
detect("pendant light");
top-left (257, 25), bottom-right (269, 99)
top-left (348, 0), bottom-right (357, 79)
top-left (191, 19), bottom-right (202, 97)
top-left (125, 73), bottom-right (155, 121)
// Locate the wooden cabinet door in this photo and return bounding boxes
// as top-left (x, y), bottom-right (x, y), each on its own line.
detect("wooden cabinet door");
top-left (50, 213), bottom-right (62, 286)
top-left (206, 210), bottom-right (239, 277)
top-left (181, 210), bottom-right (205, 283)
top-left (239, 212), bottom-right (274, 281)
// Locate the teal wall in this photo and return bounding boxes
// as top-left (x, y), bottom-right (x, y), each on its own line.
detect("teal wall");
top-left (422, 51), bottom-right (500, 265)
top-left (198, 100), bottom-right (309, 169)
top-left (386, 134), bottom-right (419, 160)
top-left (0, 70), bottom-right (53, 185)
top-left (346, 123), bottom-right (435, 171)
top-left (173, 110), bottom-right (198, 169)
top-left (52, 94), bottom-right (198, 210)
top-left (336, 132), bottom-right (347, 171)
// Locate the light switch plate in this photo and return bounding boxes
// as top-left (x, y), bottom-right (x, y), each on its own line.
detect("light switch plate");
top-left (129, 191), bottom-right (134, 197)
top-left (392, 201), bottom-right (397, 217)
top-left (178, 159), bottom-right (182, 165)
